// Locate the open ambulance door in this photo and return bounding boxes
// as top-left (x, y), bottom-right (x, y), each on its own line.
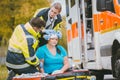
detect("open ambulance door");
top-left (65, 0), bottom-right (82, 68)
top-left (80, 0), bottom-right (96, 69)
top-left (65, 0), bottom-right (96, 69)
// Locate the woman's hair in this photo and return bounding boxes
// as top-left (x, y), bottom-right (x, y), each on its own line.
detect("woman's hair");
top-left (51, 2), bottom-right (62, 12)
top-left (56, 45), bottom-right (61, 54)
top-left (30, 17), bottom-right (45, 28)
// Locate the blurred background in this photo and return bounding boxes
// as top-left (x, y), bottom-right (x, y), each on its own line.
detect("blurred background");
top-left (0, 0), bottom-right (67, 79)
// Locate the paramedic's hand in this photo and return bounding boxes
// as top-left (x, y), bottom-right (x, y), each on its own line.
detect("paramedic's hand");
top-left (42, 30), bottom-right (55, 34)
top-left (39, 62), bottom-right (43, 68)
top-left (52, 70), bottom-right (63, 75)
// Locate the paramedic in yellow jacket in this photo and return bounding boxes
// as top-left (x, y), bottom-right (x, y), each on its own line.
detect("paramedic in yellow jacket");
top-left (6, 17), bottom-right (45, 80)
top-left (33, 2), bottom-right (62, 46)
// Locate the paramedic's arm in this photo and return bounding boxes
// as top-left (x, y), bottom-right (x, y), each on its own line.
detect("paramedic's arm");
top-left (60, 56), bottom-right (69, 73)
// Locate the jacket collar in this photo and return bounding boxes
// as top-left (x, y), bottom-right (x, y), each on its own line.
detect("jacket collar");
top-left (24, 22), bottom-right (40, 38)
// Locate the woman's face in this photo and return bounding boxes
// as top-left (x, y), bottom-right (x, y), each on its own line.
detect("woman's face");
top-left (48, 38), bottom-right (58, 46)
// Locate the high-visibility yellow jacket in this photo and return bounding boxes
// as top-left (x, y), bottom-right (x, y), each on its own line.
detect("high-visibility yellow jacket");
top-left (6, 22), bottom-right (40, 69)
top-left (33, 8), bottom-right (62, 31)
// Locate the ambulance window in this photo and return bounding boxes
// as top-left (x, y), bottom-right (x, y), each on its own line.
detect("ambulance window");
top-left (106, 0), bottom-right (114, 12)
top-left (97, 0), bottom-right (114, 12)
top-left (118, 0), bottom-right (120, 4)
top-left (70, 0), bottom-right (75, 7)
top-left (85, 0), bottom-right (92, 18)
top-left (65, 0), bottom-right (69, 17)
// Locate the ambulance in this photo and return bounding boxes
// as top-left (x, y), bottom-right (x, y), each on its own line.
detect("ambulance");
top-left (65, 0), bottom-right (120, 79)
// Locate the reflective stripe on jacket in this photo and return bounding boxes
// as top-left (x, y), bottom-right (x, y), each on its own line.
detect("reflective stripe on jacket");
top-left (6, 22), bottom-right (40, 69)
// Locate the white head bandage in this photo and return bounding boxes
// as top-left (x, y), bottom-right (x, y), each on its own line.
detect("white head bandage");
top-left (43, 30), bottom-right (62, 40)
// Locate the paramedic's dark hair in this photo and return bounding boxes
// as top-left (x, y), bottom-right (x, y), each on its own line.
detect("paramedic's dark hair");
top-left (30, 17), bottom-right (45, 28)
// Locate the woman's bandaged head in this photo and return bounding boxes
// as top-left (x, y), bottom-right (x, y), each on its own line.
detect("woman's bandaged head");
top-left (43, 30), bottom-right (62, 40)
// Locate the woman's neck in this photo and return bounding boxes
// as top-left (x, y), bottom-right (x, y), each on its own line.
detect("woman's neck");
top-left (47, 44), bottom-right (55, 49)
top-left (47, 44), bottom-right (56, 55)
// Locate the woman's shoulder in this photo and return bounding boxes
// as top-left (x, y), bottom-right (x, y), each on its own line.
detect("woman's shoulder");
top-left (57, 45), bottom-right (65, 50)
top-left (57, 45), bottom-right (62, 48)
top-left (57, 45), bottom-right (67, 56)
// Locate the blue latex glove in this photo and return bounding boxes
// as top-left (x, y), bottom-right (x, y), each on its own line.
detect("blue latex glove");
top-left (42, 30), bottom-right (55, 34)
top-left (39, 62), bottom-right (43, 68)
